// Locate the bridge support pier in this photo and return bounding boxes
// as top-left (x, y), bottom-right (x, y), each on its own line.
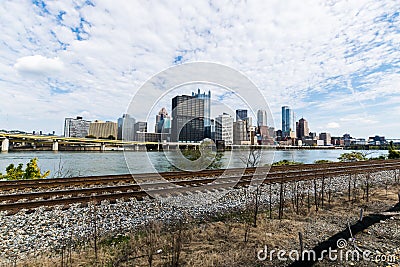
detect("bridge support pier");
top-left (52, 141), bottom-right (59, 151)
top-left (1, 138), bottom-right (9, 152)
top-left (100, 143), bottom-right (106, 151)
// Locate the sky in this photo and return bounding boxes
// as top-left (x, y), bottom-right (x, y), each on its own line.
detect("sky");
top-left (0, 0), bottom-right (399, 138)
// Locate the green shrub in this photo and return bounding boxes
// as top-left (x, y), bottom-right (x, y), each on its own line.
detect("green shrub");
top-left (338, 152), bottom-right (367, 162)
top-left (272, 160), bottom-right (303, 166)
top-left (388, 141), bottom-right (400, 159)
top-left (314, 159), bottom-right (334, 164)
top-left (0, 158), bottom-right (50, 180)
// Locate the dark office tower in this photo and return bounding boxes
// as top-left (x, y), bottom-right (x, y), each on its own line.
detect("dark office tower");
top-left (118, 114), bottom-right (136, 140)
top-left (171, 95), bottom-right (204, 142)
top-left (192, 89), bottom-right (211, 138)
top-left (281, 106), bottom-right (295, 137)
top-left (296, 118), bottom-right (309, 139)
top-left (236, 109), bottom-right (248, 121)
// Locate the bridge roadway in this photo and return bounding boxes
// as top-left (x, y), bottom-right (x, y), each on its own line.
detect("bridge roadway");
top-left (0, 159), bottom-right (399, 212)
top-left (0, 133), bottom-right (201, 152)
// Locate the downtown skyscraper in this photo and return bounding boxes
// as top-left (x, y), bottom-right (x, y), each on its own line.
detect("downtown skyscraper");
top-left (192, 89), bottom-right (211, 138)
top-left (281, 106), bottom-right (295, 137)
top-left (257, 109), bottom-right (267, 126)
top-left (171, 95), bottom-right (204, 142)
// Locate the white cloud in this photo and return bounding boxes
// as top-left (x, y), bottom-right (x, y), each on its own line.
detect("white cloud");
top-left (14, 55), bottom-right (64, 76)
top-left (0, 0), bottom-right (399, 137)
top-left (326, 122), bottom-right (340, 129)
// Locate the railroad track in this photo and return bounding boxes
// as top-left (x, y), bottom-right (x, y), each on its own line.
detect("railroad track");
top-left (0, 160), bottom-right (399, 212)
top-left (0, 159), bottom-right (398, 191)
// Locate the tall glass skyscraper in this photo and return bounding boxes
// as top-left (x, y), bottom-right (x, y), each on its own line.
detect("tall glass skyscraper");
top-left (281, 106), bottom-right (295, 137)
top-left (192, 89), bottom-right (211, 138)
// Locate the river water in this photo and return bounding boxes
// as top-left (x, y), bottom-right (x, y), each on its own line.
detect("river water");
top-left (0, 150), bottom-right (387, 177)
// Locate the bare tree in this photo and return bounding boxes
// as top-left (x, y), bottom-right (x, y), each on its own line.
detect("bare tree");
top-left (144, 221), bottom-right (161, 267)
top-left (239, 146), bottom-right (263, 228)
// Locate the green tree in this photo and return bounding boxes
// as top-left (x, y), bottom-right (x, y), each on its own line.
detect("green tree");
top-left (338, 151), bottom-right (367, 162)
top-left (0, 163), bottom-right (24, 180)
top-left (0, 158), bottom-right (50, 180)
top-left (272, 160), bottom-right (303, 166)
top-left (388, 141), bottom-right (400, 159)
top-left (170, 140), bottom-right (223, 171)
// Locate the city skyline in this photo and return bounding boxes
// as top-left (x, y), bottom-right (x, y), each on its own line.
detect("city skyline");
top-left (0, 1), bottom-right (400, 138)
top-left (2, 94), bottom-right (396, 141)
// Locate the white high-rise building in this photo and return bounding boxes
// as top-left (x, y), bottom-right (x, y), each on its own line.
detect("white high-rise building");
top-left (118, 114), bottom-right (136, 140)
top-left (64, 116), bottom-right (91, 138)
top-left (257, 109), bottom-right (267, 126)
top-left (215, 113), bottom-right (234, 145)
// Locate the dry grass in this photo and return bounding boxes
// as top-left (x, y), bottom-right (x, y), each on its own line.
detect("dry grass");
top-left (8, 183), bottom-right (400, 267)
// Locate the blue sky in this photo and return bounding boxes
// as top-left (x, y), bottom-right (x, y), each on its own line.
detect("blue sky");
top-left (0, 0), bottom-right (399, 138)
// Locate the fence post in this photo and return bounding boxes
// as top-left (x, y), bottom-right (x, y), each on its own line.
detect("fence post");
top-left (366, 173), bottom-right (370, 203)
top-left (298, 232), bottom-right (304, 255)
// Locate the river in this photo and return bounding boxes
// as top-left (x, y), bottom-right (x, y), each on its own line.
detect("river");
top-left (0, 149), bottom-right (388, 177)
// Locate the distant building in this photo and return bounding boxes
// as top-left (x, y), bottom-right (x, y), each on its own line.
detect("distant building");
top-left (136, 132), bottom-right (169, 142)
top-left (192, 89), bottom-right (211, 138)
top-left (64, 116), bottom-right (91, 138)
top-left (117, 114), bottom-right (136, 140)
top-left (243, 117), bottom-right (253, 141)
top-left (331, 136), bottom-right (344, 146)
top-left (89, 120), bottom-right (118, 139)
top-left (275, 129), bottom-right (283, 139)
top-left (352, 138), bottom-right (366, 145)
top-left (257, 126), bottom-right (275, 145)
top-left (368, 135), bottom-right (386, 145)
top-left (134, 121), bottom-right (147, 141)
top-left (302, 132), bottom-right (318, 146)
top-left (233, 120), bottom-right (247, 145)
top-left (155, 108), bottom-right (171, 134)
top-left (215, 113), bottom-right (234, 145)
top-left (171, 95), bottom-right (204, 142)
top-left (257, 109), bottom-right (267, 127)
top-left (309, 132), bottom-right (317, 140)
top-left (236, 109), bottom-right (248, 121)
top-left (281, 106), bottom-right (295, 137)
top-left (343, 133), bottom-right (353, 147)
top-left (296, 118), bottom-right (309, 139)
top-left (210, 119), bottom-right (215, 140)
top-left (303, 139), bottom-right (324, 146)
top-left (319, 132), bottom-right (332, 146)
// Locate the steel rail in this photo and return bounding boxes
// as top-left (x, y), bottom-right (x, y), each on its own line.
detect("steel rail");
top-left (1, 160), bottom-right (399, 191)
top-left (0, 160), bottom-right (399, 211)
